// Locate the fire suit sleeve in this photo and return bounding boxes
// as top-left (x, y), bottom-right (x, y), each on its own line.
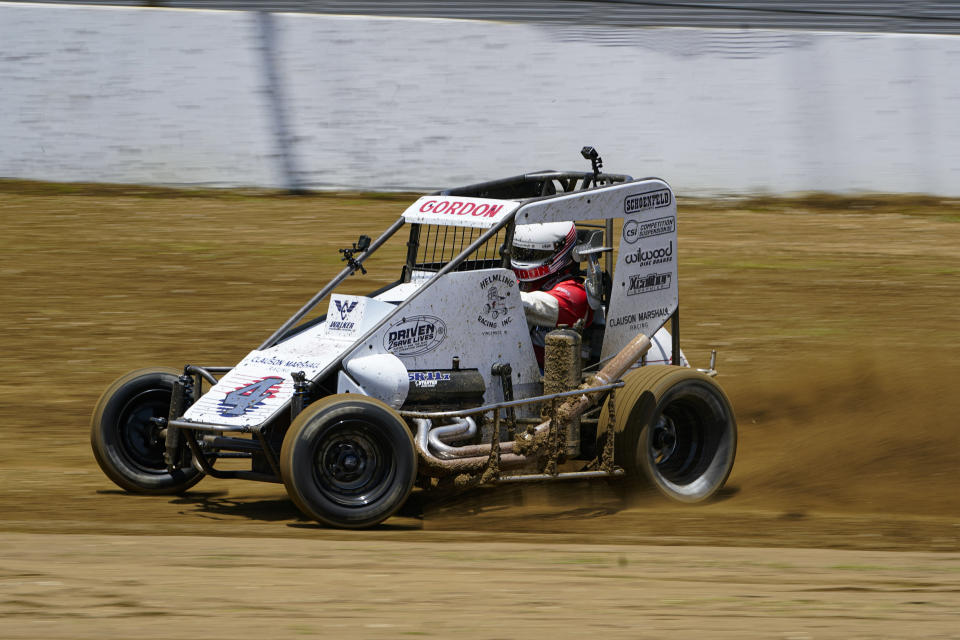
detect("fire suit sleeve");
top-left (520, 290), bottom-right (560, 328)
top-left (549, 280), bottom-right (592, 327)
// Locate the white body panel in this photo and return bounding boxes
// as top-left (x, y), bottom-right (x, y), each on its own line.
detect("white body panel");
top-left (341, 353), bottom-right (409, 407)
top-left (515, 179), bottom-right (679, 360)
top-left (647, 327), bottom-right (688, 368)
top-left (183, 294), bottom-right (396, 427)
top-left (351, 269), bottom-right (542, 404)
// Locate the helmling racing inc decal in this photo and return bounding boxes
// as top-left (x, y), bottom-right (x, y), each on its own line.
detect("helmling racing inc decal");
top-left (627, 272), bottom-right (672, 297)
top-left (624, 240), bottom-right (674, 267)
top-left (383, 315), bottom-right (447, 356)
top-left (217, 376), bottom-right (284, 417)
top-left (623, 216), bottom-right (675, 244)
top-left (478, 272), bottom-right (516, 331)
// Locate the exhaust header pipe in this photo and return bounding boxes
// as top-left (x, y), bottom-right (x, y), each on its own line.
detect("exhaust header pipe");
top-left (414, 333), bottom-right (653, 472)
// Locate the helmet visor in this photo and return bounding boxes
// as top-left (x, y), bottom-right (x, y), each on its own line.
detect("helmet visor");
top-left (512, 246), bottom-right (555, 263)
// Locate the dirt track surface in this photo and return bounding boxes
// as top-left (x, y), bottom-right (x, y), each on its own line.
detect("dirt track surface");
top-left (1, 183), bottom-right (959, 637)
top-left (4, 533), bottom-right (959, 640)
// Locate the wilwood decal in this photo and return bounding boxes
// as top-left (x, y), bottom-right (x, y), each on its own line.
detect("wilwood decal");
top-left (383, 315), bottom-right (447, 356)
top-left (624, 241), bottom-right (673, 267)
top-left (624, 189), bottom-right (671, 214)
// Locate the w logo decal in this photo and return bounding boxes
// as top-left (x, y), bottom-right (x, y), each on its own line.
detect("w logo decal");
top-left (334, 300), bottom-right (358, 320)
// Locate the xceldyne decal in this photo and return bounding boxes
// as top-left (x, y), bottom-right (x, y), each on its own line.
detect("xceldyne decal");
top-left (627, 272), bottom-right (672, 296)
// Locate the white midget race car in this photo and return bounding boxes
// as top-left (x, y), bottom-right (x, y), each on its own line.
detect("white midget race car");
top-left (91, 149), bottom-right (737, 528)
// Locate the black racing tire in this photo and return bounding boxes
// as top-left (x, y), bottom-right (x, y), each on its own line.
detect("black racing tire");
top-left (90, 367), bottom-right (203, 494)
top-left (598, 366), bottom-right (737, 502)
top-left (280, 394), bottom-right (417, 529)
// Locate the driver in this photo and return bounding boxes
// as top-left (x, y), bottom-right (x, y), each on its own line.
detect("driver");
top-left (511, 221), bottom-right (593, 366)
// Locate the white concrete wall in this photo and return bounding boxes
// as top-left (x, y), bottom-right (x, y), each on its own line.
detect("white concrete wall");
top-left (2, 2), bottom-right (959, 194)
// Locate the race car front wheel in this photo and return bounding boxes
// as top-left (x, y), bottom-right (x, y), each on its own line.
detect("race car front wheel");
top-left (90, 367), bottom-right (203, 494)
top-left (280, 394), bottom-right (416, 529)
top-left (599, 366), bottom-right (737, 502)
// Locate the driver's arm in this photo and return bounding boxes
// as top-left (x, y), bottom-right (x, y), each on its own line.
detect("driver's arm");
top-left (520, 290), bottom-right (560, 328)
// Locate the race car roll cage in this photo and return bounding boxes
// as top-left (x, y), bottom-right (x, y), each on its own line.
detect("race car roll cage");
top-left (165, 170), bottom-right (682, 484)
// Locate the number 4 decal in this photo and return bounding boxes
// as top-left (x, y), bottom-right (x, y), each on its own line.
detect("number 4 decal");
top-left (218, 376), bottom-right (284, 417)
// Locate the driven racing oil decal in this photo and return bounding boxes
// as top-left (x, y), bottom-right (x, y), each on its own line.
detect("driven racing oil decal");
top-left (383, 315), bottom-right (447, 357)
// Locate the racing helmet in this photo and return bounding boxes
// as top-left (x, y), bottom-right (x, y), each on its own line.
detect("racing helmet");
top-left (511, 221), bottom-right (577, 288)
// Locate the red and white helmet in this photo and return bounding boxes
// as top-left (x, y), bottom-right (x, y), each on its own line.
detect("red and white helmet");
top-left (511, 221), bottom-right (577, 288)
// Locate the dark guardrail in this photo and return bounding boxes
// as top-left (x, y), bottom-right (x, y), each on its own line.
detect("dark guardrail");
top-left (18, 1), bottom-right (960, 36)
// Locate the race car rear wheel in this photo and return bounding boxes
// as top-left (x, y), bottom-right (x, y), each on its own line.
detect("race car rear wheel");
top-left (599, 366), bottom-right (736, 502)
top-left (280, 394), bottom-right (416, 529)
top-left (90, 367), bottom-right (203, 494)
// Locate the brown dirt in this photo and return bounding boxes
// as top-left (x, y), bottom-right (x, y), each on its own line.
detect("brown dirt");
top-left (1, 181), bottom-right (959, 638)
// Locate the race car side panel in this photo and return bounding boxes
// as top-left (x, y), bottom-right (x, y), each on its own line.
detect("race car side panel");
top-left (602, 184), bottom-right (679, 361)
top-left (351, 269), bottom-right (542, 404)
top-left (513, 179), bottom-right (679, 360)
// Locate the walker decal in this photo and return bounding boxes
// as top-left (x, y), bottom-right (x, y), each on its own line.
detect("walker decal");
top-left (335, 300), bottom-right (357, 319)
top-left (327, 294), bottom-right (366, 335)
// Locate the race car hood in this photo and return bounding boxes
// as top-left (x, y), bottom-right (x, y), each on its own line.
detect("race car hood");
top-left (182, 294), bottom-right (398, 428)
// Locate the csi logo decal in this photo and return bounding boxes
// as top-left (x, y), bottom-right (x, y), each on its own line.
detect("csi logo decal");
top-left (334, 300), bottom-right (358, 320)
top-left (217, 376), bottom-right (284, 417)
top-left (622, 216), bottom-right (675, 244)
top-left (384, 315), bottom-right (447, 356)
